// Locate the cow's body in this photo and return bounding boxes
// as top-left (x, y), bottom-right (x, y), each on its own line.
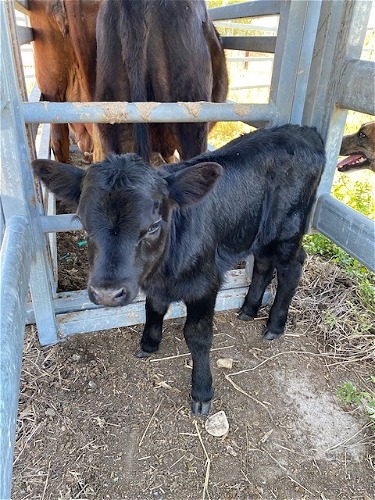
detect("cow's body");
top-left (94, 0), bottom-right (228, 162)
top-left (29, 0), bottom-right (101, 162)
top-left (32, 124), bottom-right (325, 415)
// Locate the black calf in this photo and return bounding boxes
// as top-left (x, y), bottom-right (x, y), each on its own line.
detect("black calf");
top-left (32, 124), bottom-right (325, 415)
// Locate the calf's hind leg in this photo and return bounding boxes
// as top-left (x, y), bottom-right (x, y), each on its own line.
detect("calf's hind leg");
top-left (264, 247), bottom-right (306, 340)
top-left (184, 291), bottom-right (217, 416)
top-left (238, 256), bottom-right (274, 321)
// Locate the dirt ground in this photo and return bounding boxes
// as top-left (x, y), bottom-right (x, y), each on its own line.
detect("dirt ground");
top-left (12, 244), bottom-right (375, 499)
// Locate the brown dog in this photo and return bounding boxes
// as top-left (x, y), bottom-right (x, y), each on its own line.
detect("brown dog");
top-left (337, 122), bottom-right (375, 173)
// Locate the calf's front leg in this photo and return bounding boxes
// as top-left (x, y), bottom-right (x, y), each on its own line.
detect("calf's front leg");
top-left (136, 297), bottom-right (169, 358)
top-left (184, 291), bottom-right (217, 416)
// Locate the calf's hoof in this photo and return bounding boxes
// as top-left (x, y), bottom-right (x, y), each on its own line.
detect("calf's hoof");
top-left (134, 349), bottom-right (153, 359)
top-left (191, 399), bottom-right (211, 416)
top-left (237, 310), bottom-right (255, 321)
top-left (262, 328), bottom-right (283, 341)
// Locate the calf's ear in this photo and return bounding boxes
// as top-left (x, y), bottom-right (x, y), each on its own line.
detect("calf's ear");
top-left (167, 162), bottom-right (223, 206)
top-left (32, 159), bottom-right (84, 207)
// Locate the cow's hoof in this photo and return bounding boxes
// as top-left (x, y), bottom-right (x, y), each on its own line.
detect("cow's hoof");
top-left (237, 310), bottom-right (254, 321)
top-left (262, 329), bottom-right (282, 341)
top-left (191, 400), bottom-right (211, 416)
top-left (134, 349), bottom-right (153, 359)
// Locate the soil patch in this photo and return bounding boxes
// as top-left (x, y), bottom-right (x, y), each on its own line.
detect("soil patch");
top-left (12, 257), bottom-right (375, 499)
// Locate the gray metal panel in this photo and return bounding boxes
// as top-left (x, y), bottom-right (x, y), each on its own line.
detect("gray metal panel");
top-left (1, 1), bottom-right (58, 344)
top-left (270, 0), bottom-right (321, 125)
top-left (0, 216), bottom-right (31, 500)
top-left (337, 59), bottom-right (375, 115)
top-left (222, 35), bottom-right (276, 53)
top-left (302, 0), bottom-right (372, 138)
top-left (22, 101), bottom-right (276, 124)
top-left (313, 194), bottom-right (375, 273)
top-left (209, 1), bottom-right (280, 20)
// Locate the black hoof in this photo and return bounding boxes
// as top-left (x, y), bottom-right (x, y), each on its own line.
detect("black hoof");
top-left (237, 311), bottom-right (254, 321)
top-left (134, 349), bottom-right (153, 359)
top-left (191, 400), bottom-right (211, 416)
top-left (262, 329), bottom-right (282, 341)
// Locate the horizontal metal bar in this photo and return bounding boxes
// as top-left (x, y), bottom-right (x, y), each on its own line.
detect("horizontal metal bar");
top-left (40, 214), bottom-right (82, 233)
top-left (22, 101), bottom-right (276, 124)
top-left (313, 194), bottom-right (375, 272)
top-left (337, 58), bottom-right (375, 115)
top-left (26, 269), bottom-right (250, 326)
top-left (222, 35), bottom-right (276, 53)
top-left (209, 1), bottom-right (281, 21)
top-left (0, 216), bottom-right (31, 500)
top-left (17, 25), bottom-right (33, 44)
top-left (14, 0), bottom-right (29, 16)
top-left (231, 84), bottom-right (270, 90)
top-left (227, 56), bottom-right (273, 62)
top-left (58, 284), bottom-right (249, 340)
top-left (213, 21), bottom-right (277, 32)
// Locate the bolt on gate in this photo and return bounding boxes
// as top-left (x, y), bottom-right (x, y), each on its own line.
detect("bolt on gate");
top-left (1, 0), bottom-right (374, 497)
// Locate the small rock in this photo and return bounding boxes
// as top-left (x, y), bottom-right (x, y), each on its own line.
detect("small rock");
top-left (205, 410), bottom-right (229, 437)
top-left (45, 408), bottom-right (56, 418)
top-left (71, 354), bottom-right (81, 362)
top-left (216, 358), bottom-right (233, 369)
top-left (88, 380), bottom-right (97, 390)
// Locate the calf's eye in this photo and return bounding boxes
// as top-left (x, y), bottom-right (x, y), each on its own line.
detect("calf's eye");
top-left (148, 220), bottom-right (161, 235)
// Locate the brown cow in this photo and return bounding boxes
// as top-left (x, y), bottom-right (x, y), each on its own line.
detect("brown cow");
top-left (29, 0), bottom-right (102, 162)
top-left (94, 0), bottom-right (228, 162)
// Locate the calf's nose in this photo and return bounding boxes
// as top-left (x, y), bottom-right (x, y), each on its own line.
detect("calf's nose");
top-left (88, 284), bottom-right (130, 307)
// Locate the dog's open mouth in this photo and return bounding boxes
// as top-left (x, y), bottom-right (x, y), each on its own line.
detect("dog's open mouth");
top-left (337, 154), bottom-right (369, 172)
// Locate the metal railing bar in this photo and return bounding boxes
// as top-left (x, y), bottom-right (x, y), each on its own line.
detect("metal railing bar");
top-left (222, 35), bottom-right (276, 52)
top-left (17, 25), bottom-right (33, 45)
top-left (25, 269), bottom-right (250, 324)
top-left (0, 215), bottom-right (31, 500)
top-left (337, 58), bottom-right (375, 115)
top-left (209, 1), bottom-right (281, 21)
top-left (313, 193), bottom-right (375, 273)
top-left (22, 101), bottom-right (276, 124)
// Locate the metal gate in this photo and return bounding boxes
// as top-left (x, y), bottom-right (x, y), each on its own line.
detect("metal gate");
top-left (1, 0), bottom-right (374, 497)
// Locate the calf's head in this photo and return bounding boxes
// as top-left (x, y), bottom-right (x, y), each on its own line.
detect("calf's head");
top-left (32, 154), bottom-right (222, 306)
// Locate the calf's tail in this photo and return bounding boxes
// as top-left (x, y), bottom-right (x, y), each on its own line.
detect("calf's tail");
top-left (121, 2), bottom-right (150, 161)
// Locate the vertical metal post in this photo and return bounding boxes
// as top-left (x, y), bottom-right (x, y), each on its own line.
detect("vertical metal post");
top-left (0, 216), bottom-right (31, 500)
top-left (1, 1), bottom-right (58, 344)
top-left (302, 0), bottom-right (372, 195)
top-left (270, 0), bottom-right (322, 125)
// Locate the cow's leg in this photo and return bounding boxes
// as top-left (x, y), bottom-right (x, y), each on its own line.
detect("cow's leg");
top-left (184, 290), bottom-right (217, 416)
top-left (50, 123), bottom-right (70, 163)
top-left (176, 122), bottom-right (209, 160)
top-left (238, 256), bottom-right (274, 321)
top-left (136, 297), bottom-right (169, 358)
top-left (264, 247), bottom-right (306, 340)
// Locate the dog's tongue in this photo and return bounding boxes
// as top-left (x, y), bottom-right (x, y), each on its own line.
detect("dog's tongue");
top-left (337, 155), bottom-right (363, 168)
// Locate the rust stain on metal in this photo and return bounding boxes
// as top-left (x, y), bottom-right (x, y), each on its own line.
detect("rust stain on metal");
top-left (233, 104), bottom-right (251, 117)
top-left (72, 102), bottom-right (130, 124)
top-left (181, 102), bottom-right (203, 117)
top-left (136, 102), bottom-right (160, 122)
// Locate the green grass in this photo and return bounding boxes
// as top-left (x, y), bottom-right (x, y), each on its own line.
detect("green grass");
top-left (338, 380), bottom-right (375, 430)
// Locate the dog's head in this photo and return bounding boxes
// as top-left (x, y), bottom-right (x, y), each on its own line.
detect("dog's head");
top-left (337, 122), bottom-right (375, 173)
